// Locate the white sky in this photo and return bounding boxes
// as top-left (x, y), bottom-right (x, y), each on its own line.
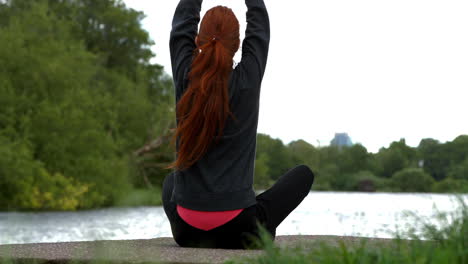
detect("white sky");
top-left (123, 0), bottom-right (468, 153)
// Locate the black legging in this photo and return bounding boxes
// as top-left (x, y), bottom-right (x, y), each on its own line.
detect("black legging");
top-left (162, 164), bottom-right (315, 249)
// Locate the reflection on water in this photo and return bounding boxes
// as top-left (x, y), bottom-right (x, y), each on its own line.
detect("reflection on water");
top-left (0, 192), bottom-right (466, 245)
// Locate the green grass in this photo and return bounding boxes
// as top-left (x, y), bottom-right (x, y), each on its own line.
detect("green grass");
top-left (226, 196), bottom-right (468, 264)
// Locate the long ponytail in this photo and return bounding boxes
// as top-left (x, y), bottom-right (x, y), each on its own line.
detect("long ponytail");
top-left (166, 6), bottom-right (240, 171)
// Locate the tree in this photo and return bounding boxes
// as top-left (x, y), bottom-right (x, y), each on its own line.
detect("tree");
top-left (287, 139), bottom-right (319, 169)
top-left (447, 157), bottom-right (468, 181)
top-left (254, 152), bottom-right (271, 190)
top-left (391, 168), bottom-right (435, 192)
top-left (417, 138), bottom-right (450, 181)
top-left (317, 145), bottom-right (340, 169)
top-left (0, 0), bottom-right (174, 210)
top-left (375, 139), bottom-right (417, 178)
top-left (256, 134), bottom-right (296, 180)
top-left (446, 135), bottom-right (468, 167)
top-left (337, 144), bottom-right (371, 175)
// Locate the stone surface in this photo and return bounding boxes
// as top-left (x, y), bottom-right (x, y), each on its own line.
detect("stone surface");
top-left (0, 236), bottom-right (397, 264)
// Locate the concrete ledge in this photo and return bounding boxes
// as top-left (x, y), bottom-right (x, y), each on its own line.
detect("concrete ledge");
top-left (0, 236), bottom-right (397, 264)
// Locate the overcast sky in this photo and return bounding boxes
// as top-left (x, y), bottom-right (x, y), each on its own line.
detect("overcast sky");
top-left (123, 0), bottom-right (468, 153)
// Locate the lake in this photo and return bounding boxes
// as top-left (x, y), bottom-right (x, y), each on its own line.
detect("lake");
top-left (0, 192), bottom-right (467, 245)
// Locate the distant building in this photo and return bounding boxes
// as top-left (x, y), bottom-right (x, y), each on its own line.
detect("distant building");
top-left (330, 133), bottom-right (353, 148)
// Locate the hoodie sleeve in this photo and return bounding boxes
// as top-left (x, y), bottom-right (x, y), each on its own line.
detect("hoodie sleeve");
top-left (169, 0), bottom-right (203, 99)
top-left (239, 0), bottom-right (270, 86)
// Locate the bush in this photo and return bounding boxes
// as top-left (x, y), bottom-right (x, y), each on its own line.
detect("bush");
top-left (350, 171), bottom-right (386, 192)
top-left (433, 178), bottom-right (468, 193)
top-left (448, 158), bottom-right (468, 181)
top-left (317, 164), bottom-right (353, 191)
top-left (0, 137), bottom-right (89, 211)
top-left (391, 168), bottom-right (435, 192)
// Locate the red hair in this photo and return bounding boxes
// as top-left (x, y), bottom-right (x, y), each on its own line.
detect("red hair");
top-left (166, 6), bottom-right (240, 171)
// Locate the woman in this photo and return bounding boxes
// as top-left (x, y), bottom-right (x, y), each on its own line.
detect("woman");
top-left (163, 0), bottom-right (314, 249)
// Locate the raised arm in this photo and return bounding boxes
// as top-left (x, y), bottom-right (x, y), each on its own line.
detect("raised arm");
top-left (240, 0), bottom-right (270, 82)
top-left (169, 0), bottom-right (203, 91)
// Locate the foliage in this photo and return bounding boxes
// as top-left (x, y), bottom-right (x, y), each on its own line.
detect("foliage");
top-left (314, 163), bottom-right (339, 191)
top-left (0, 136), bottom-right (89, 210)
top-left (433, 178), bottom-right (468, 193)
top-left (418, 138), bottom-right (451, 181)
top-left (287, 139), bottom-right (319, 168)
top-left (114, 188), bottom-right (163, 207)
top-left (324, 164), bottom-right (353, 190)
top-left (337, 144), bottom-right (371, 175)
top-left (447, 157), bottom-right (468, 181)
top-left (0, 0), bottom-right (174, 210)
top-left (254, 152), bottom-right (272, 189)
top-left (350, 170), bottom-right (386, 192)
top-left (254, 133), bottom-right (467, 194)
top-left (374, 139), bottom-right (418, 178)
top-left (391, 168), bottom-right (435, 192)
top-left (255, 134), bottom-right (296, 181)
top-left (446, 136), bottom-right (468, 165)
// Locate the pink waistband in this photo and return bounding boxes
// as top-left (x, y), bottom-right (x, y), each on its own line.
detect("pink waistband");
top-left (176, 205), bottom-right (244, 231)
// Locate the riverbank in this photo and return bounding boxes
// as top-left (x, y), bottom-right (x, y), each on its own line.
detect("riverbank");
top-left (2, 193), bottom-right (467, 245)
top-left (2, 198), bottom-right (466, 264)
top-left (0, 235), bottom-right (401, 264)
